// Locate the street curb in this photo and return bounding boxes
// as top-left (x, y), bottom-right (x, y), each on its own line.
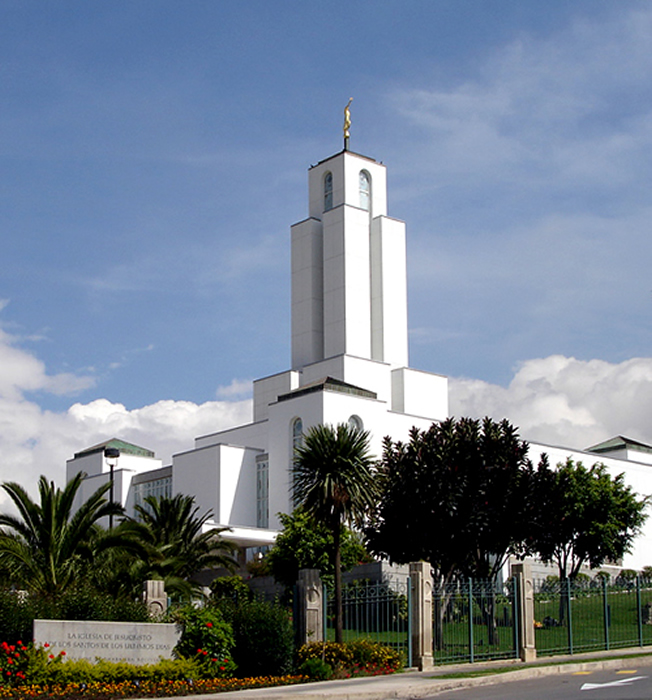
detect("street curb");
top-left (163, 651), bottom-right (652, 700)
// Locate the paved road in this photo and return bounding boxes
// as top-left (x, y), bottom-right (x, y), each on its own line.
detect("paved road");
top-left (431, 656), bottom-right (652, 700)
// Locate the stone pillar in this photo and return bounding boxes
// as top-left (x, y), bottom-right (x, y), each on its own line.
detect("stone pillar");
top-left (512, 562), bottom-right (536, 662)
top-left (296, 569), bottom-right (324, 646)
top-left (410, 561), bottom-right (433, 670)
top-left (143, 580), bottom-right (167, 618)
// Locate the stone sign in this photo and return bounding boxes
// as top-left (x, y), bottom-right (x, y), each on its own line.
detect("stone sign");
top-left (33, 619), bottom-right (181, 665)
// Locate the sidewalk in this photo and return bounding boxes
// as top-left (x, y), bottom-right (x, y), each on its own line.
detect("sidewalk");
top-left (180, 647), bottom-right (652, 700)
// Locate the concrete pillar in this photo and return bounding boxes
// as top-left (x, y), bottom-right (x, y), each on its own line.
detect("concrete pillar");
top-left (143, 580), bottom-right (167, 617)
top-left (296, 569), bottom-right (324, 646)
top-left (512, 562), bottom-right (537, 662)
top-left (410, 561), bottom-right (433, 670)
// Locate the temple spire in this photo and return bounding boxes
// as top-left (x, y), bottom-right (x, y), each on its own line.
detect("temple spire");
top-left (343, 98), bottom-right (353, 150)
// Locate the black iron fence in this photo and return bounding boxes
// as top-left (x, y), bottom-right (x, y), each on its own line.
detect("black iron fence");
top-left (431, 578), bottom-right (519, 664)
top-left (534, 576), bottom-right (652, 656)
top-left (325, 579), bottom-right (411, 661)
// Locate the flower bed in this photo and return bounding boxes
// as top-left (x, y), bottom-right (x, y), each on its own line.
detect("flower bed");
top-left (0, 674), bottom-right (307, 699)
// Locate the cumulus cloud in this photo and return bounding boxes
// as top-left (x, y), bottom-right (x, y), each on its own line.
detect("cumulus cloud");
top-left (0, 326), bottom-right (252, 503)
top-left (215, 378), bottom-right (253, 399)
top-left (450, 355), bottom-right (652, 450)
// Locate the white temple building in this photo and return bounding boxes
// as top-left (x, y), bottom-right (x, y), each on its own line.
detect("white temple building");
top-left (67, 139), bottom-right (652, 570)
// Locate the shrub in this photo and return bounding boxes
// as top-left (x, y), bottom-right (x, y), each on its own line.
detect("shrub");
top-left (0, 591), bottom-right (33, 644)
top-left (0, 639), bottom-right (30, 685)
top-left (35, 584), bottom-right (149, 623)
top-left (298, 656), bottom-right (333, 680)
top-left (210, 576), bottom-right (253, 604)
top-left (212, 595), bottom-right (294, 678)
top-left (296, 639), bottom-right (402, 676)
top-left (170, 605), bottom-right (236, 678)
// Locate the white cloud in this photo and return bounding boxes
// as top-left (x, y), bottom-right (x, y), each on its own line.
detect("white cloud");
top-left (0, 326), bottom-right (251, 504)
top-left (393, 7), bottom-right (652, 191)
top-left (450, 355), bottom-right (652, 451)
top-left (215, 378), bottom-right (253, 399)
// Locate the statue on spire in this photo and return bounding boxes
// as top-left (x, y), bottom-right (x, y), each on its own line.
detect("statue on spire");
top-left (343, 98), bottom-right (353, 150)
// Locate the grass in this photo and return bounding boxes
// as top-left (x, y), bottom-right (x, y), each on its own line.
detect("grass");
top-left (326, 584), bottom-right (652, 667)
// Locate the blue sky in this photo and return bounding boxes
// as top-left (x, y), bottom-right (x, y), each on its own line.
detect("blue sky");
top-left (2, 1), bottom-right (652, 487)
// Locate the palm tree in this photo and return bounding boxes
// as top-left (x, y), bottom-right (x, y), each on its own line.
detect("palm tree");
top-left (292, 423), bottom-right (377, 643)
top-left (0, 472), bottom-right (123, 598)
top-left (120, 494), bottom-right (236, 598)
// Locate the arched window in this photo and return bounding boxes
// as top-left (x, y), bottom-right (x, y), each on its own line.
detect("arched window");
top-left (291, 418), bottom-right (303, 507)
top-left (348, 415), bottom-right (363, 431)
top-left (324, 172), bottom-right (333, 211)
top-left (359, 170), bottom-right (370, 211)
top-left (292, 417), bottom-right (303, 455)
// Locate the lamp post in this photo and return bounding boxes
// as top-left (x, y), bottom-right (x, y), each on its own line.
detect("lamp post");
top-left (103, 447), bottom-right (120, 529)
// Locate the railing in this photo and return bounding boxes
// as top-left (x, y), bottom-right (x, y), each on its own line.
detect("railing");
top-left (534, 576), bottom-right (652, 656)
top-left (325, 579), bottom-right (411, 661)
top-left (432, 578), bottom-right (519, 664)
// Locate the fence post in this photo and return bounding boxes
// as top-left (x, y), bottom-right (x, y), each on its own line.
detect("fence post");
top-left (637, 576), bottom-right (643, 647)
top-left (602, 576), bottom-right (610, 651)
top-left (295, 569), bottom-right (324, 647)
top-left (566, 577), bottom-right (574, 655)
top-left (468, 578), bottom-right (474, 663)
top-left (511, 562), bottom-right (536, 662)
top-left (409, 561), bottom-right (433, 670)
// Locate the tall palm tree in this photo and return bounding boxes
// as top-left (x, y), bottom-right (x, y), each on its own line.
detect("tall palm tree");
top-left (292, 423), bottom-right (377, 643)
top-left (0, 472), bottom-right (123, 598)
top-left (120, 494), bottom-right (236, 598)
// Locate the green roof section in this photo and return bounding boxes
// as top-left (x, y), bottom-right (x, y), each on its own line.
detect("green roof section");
top-left (74, 438), bottom-right (155, 460)
top-left (586, 435), bottom-right (652, 456)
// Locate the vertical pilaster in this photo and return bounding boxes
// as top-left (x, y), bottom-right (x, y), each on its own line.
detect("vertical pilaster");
top-left (410, 561), bottom-right (434, 670)
top-left (512, 562), bottom-right (537, 662)
top-left (143, 580), bottom-right (167, 618)
top-left (296, 569), bottom-right (324, 646)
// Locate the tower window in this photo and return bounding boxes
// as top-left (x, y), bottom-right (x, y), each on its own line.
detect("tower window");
top-left (256, 455), bottom-right (269, 529)
top-left (359, 170), bottom-right (370, 211)
top-left (324, 172), bottom-right (333, 212)
top-left (291, 417), bottom-right (303, 507)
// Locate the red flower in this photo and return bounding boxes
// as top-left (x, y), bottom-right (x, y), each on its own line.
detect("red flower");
top-left (60, 651), bottom-right (66, 656)
top-left (206, 622), bottom-right (213, 628)
top-left (49, 654), bottom-right (54, 659)
top-left (44, 643), bottom-right (50, 648)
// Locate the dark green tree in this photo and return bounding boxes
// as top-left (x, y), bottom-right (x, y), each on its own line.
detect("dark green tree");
top-left (367, 417), bottom-right (535, 646)
top-left (368, 417), bottom-right (534, 584)
top-left (0, 472), bottom-right (123, 598)
top-left (267, 508), bottom-right (370, 590)
top-left (292, 423), bottom-right (377, 644)
top-left (529, 457), bottom-right (647, 581)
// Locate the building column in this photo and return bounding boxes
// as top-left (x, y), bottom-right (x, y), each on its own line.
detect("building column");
top-left (512, 562), bottom-right (537, 662)
top-left (296, 569), bottom-right (324, 647)
top-left (410, 561), bottom-right (434, 670)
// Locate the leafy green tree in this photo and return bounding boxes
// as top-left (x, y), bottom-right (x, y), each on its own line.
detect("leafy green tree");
top-left (120, 494), bottom-right (237, 598)
top-left (368, 417), bottom-right (534, 585)
top-left (367, 417), bottom-right (535, 646)
top-left (292, 423), bottom-right (377, 644)
top-left (529, 457), bottom-right (647, 581)
top-left (267, 508), bottom-right (370, 590)
top-left (0, 472), bottom-right (123, 598)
